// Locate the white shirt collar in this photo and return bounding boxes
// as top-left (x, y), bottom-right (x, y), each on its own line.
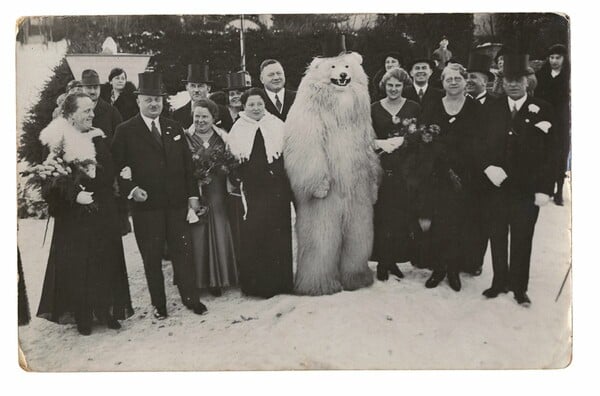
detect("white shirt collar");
top-left (508, 94), bottom-right (528, 112)
top-left (475, 91), bottom-right (487, 101)
top-left (265, 88), bottom-right (284, 106)
top-left (551, 69), bottom-right (561, 77)
top-left (140, 113), bottom-right (161, 134)
top-left (414, 83), bottom-right (428, 93)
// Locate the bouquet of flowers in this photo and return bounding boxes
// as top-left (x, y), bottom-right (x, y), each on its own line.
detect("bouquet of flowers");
top-left (190, 143), bottom-right (239, 187)
top-left (22, 137), bottom-right (99, 214)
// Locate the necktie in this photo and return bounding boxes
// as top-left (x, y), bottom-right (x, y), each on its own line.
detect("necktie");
top-left (511, 103), bottom-right (518, 119)
top-left (275, 94), bottom-right (283, 113)
top-left (151, 120), bottom-right (162, 146)
top-left (418, 88), bottom-right (424, 101)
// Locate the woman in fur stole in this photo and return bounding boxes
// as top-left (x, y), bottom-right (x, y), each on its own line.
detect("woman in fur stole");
top-left (227, 88), bottom-right (293, 298)
top-left (36, 92), bottom-right (133, 335)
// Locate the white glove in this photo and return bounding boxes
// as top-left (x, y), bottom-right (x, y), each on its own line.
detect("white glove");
top-left (120, 166), bottom-right (132, 180)
top-left (76, 191), bottom-right (94, 205)
top-left (375, 139), bottom-right (396, 154)
top-left (388, 136), bottom-right (405, 149)
top-left (186, 207), bottom-right (200, 223)
top-left (534, 193), bottom-right (550, 207)
top-left (484, 165), bottom-right (508, 187)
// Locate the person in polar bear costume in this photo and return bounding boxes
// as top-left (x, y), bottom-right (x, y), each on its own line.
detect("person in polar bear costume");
top-left (284, 35), bottom-right (382, 296)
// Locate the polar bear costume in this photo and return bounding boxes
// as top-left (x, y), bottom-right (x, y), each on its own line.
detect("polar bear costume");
top-left (284, 50), bottom-right (382, 296)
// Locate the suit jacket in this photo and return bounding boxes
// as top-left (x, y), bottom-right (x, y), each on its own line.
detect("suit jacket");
top-left (111, 114), bottom-right (196, 211)
top-left (93, 98), bottom-right (123, 143)
top-left (483, 95), bottom-right (556, 196)
top-left (403, 85), bottom-right (444, 113)
top-left (172, 100), bottom-right (234, 132)
top-left (263, 88), bottom-right (297, 121)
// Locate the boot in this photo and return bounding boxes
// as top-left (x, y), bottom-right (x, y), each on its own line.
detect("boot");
top-left (388, 263), bottom-right (404, 279)
top-left (376, 263), bottom-right (389, 281)
top-left (447, 271), bottom-right (462, 292)
top-left (425, 271), bottom-right (445, 288)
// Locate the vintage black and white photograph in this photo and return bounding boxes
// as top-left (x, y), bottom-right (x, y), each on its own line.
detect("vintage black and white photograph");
top-left (14, 8), bottom-right (574, 374)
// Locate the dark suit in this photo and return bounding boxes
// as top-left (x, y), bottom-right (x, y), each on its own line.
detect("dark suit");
top-left (111, 114), bottom-right (199, 309)
top-left (93, 98), bottom-right (123, 142)
top-left (483, 95), bottom-right (556, 293)
top-left (263, 88), bottom-right (296, 121)
top-left (403, 85), bottom-right (444, 113)
top-left (172, 100), bottom-right (234, 132)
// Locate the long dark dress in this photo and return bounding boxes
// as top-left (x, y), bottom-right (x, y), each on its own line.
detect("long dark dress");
top-left (37, 136), bottom-right (133, 324)
top-left (420, 96), bottom-right (484, 275)
top-left (185, 132), bottom-right (238, 289)
top-left (237, 130), bottom-right (293, 298)
top-left (371, 99), bottom-right (421, 265)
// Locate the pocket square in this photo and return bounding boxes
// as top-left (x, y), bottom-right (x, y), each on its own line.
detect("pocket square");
top-left (173, 135), bottom-right (181, 141)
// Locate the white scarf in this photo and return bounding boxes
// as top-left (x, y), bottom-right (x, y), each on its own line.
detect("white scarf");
top-left (227, 111), bottom-right (284, 164)
top-left (39, 117), bottom-right (104, 163)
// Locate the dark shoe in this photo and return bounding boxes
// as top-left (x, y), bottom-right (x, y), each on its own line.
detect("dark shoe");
top-left (425, 271), bottom-right (445, 288)
top-left (447, 272), bottom-right (461, 291)
top-left (468, 266), bottom-right (482, 276)
top-left (376, 263), bottom-right (389, 281)
top-left (153, 305), bottom-right (168, 320)
top-left (554, 194), bottom-right (564, 206)
top-left (482, 286), bottom-right (509, 298)
top-left (514, 292), bottom-right (531, 307)
top-left (77, 323), bottom-right (92, 336)
top-left (388, 263), bottom-right (405, 279)
top-left (209, 287), bottom-right (222, 297)
top-left (192, 302), bottom-right (208, 315)
top-left (106, 317), bottom-right (122, 330)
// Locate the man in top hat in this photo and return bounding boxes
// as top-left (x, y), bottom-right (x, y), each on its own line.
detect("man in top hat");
top-left (223, 70), bottom-right (253, 122)
top-left (432, 36), bottom-right (453, 71)
top-left (111, 72), bottom-right (207, 319)
top-left (481, 53), bottom-right (556, 307)
top-left (402, 56), bottom-right (443, 110)
top-left (466, 53), bottom-right (498, 107)
top-left (259, 59), bottom-right (296, 122)
top-left (80, 69), bottom-right (123, 142)
top-left (173, 64), bottom-right (234, 132)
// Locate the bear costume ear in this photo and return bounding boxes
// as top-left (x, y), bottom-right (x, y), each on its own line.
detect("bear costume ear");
top-left (346, 52), bottom-right (363, 66)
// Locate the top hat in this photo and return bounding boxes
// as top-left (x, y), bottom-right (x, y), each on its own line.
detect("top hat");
top-left (466, 53), bottom-right (495, 80)
top-left (502, 53), bottom-right (530, 78)
top-left (408, 57), bottom-right (436, 71)
top-left (547, 43), bottom-right (568, 57)
top-left (224, 71), bottom-right (252, 91)
top-left (320, 32), bottom-right (348, 58)
top-left (134, 72), bottom-right (168, 96)
top-left (80, 69), bottom-right (101, 86)
top-left (182, 63), bottom-right (213, 85)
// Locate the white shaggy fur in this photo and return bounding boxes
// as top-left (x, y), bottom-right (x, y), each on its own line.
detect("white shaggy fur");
top-left (39, 117), bottom-right (104, 163)
top-left (284, 52), bottom-right (382, 295)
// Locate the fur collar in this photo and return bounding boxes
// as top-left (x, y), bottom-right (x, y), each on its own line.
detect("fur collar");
top-left (227, 111), bottom-right (284, 163)
top-left (39, 117), bottom-right (104, 163)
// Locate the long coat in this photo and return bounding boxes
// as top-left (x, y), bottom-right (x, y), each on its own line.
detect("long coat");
top-left (263, 88), bottom-right (297, 121)
top-left (93, 97), bottom-right (123, 143)
top-left (173, 100), bottom-right (234, 132)
top-left (37, 130), bottom-right (133, 323)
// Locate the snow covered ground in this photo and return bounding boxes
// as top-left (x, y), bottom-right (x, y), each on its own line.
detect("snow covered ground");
top-left (17, 194), bottom-right (571, 371)
top-left (14, 38), bottom-right (571, 372)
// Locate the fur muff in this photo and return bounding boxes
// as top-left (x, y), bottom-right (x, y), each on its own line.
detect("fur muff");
top-left (284, 52), bottom-right (382, 295)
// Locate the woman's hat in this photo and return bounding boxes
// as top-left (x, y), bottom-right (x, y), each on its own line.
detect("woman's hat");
top-left (224, 71), bottom-right (252, 91)
top-left (502, 53), bottom-right (530, 78)
top-left (320, 32), bottom-right (348, 58)
top-left (182, 63), bottom-right (213, 85)
top-left (547, 44), bottom-right (568, 57)
top-left (134, 72), bottom-right (168, 96)
top-left (466, 53), bottom-right (495, 80)
top-left (80, 69), bottom-right (101, 86)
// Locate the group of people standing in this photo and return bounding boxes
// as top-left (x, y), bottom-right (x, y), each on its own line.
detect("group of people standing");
top-left (369, 42), bottom-right (569, 307)
top-left (32, 37), bottom-right (569, 336)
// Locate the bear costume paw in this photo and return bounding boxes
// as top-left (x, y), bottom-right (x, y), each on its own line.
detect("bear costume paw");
top-left (341, 270), bottom-right (374, 291)
top-left (294, 276), bottom-right (343, 296)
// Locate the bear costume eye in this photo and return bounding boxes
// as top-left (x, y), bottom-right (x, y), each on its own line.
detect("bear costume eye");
top-left (331, 65), bottom-right (335, 68)
top-left (345, 65), bottom-right (349, 68)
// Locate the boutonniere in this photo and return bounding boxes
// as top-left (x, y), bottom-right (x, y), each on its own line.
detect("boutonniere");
top-left (528, 104), bottom-right (540, 114)
top-left (449, 117), bottom-right (456, 124)
top-left (535, 121), bottom-right (552, 134)
top-left (164, 126), bottom-right (173, 136)
top-left (173, 135), bottom-right (181, 141)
